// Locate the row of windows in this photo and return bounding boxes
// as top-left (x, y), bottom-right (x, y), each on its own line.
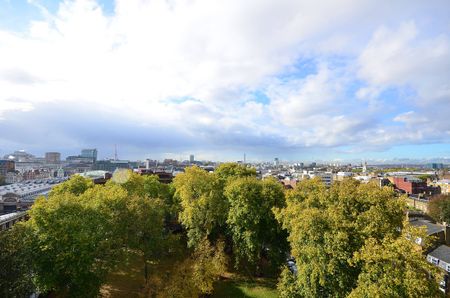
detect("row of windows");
top-left (428, 255), bottom-right (450, 272)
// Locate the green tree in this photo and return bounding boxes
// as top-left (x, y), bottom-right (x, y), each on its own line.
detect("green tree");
top-left (118, 171), bottom-right (176, 217)
top-left (26, 184), bottom-right (130, 297)
top-left (215, 162), bottom-right (256, 180)
top-left (0, 175), bottom-right (5, 186)
top-left (173, 166), bottom-right (228, 248)
top-left (160, 239), bottom-right (227, 297)
top-left (225, 177), bottom-right (287, 272)
top-left (349, 224), bottom-right (442, 298)
top-left (127, 195), bottom-right (167, 282)
top-left (428, 194), bottom-right (450, 223)
top-left (49, 175), bottom-right (94, 196)
top-left (275, 178), bottom-right (405, 297)
top-left (0, 224), bottom-right (34, 298)
top-left (191, 238), bottom-right (227, 294)
top-left (277, 267), bottom-right (302, 298)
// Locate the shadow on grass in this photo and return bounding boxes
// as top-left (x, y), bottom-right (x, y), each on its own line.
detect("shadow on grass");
top-left (212, 276), bottom-right (278, 298)
top-left (212, 280), bottom-right (251, 298)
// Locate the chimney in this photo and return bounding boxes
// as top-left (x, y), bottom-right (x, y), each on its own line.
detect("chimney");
top-left (445, 223), bottom-right (450, 245)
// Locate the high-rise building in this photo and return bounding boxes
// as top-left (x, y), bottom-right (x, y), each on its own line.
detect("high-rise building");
top-left (274, 157), bottom-right (280, 166)
top-left (3, 150), bottom-right (35, 162)
top-left (190, 155), bottom-right (195, 163)
top-left (45, 152), bottom-right (61, 163)
top-left (429, 163), bottom-right (444, 170)
top-left (81, 149), bottom-right (98, 163)
top-left (0, 160), bottom-right (15, 177)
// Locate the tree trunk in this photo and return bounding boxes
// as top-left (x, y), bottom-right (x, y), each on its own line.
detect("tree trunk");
top-left (144, 259), bottom-right (148, 283)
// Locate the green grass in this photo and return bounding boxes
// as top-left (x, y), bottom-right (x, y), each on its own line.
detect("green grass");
top-left (101, 251), bottom-right (279, 298)
top-left (100, 252), bottom-right (145, 298)
top-left (212, 275), bottom-right (278, 298)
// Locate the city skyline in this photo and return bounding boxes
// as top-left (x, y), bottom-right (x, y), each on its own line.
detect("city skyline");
top-left (0, 0), bottom-right (449, 161)
top-left (2, 147), bottom-right (450, 165)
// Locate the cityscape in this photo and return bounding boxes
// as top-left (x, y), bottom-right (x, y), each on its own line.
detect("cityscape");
top-left (1, 0), bottom-right (450, 297)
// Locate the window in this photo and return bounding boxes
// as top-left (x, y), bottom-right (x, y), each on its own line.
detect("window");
top-left (428, 255), bottom-right (439, 265)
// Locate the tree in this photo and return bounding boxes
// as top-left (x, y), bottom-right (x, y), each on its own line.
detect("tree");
top-left (225, 177), bottom-right (287, 272)
top-left (190, 238), bottom-right (227, 294)
top-left (418, 174), bottom-right (432, 182)
top-left (215, 163), bottom-right (256, 181)
top-left (173, 166), bottom-right (228, 248)
top-left (117, 171), bottom-right (176, 218)
top-left (0, 175), bottom-right (5, 186)
top-left (275, 178), bottom-right (405, 297)
top-left (127, 195), bottom-right (166, 282)
top-left (0, 224), bottom-right (34, 298)
top-left (159, 239), bottom-right (227, 297)
top-left (428, 194), bottom-right (450, 223)
top-left (26, 184), bottom-right (130, 297)
top-left (49, 175), bottom-right (94, 196)
top-left (349, 224), bottom-right (442, 298)
top-left (277, 267), bottom-right (302, 298)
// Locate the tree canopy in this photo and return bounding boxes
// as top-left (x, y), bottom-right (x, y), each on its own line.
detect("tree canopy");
top-left (349, 224), bottom-right (442, 298)
top-left (0, 224), bottom-right (34, 298)
top-left (275, 178), bottom-right (411, 297)
top-left (1, 164), bottom-right (444, 297)
top-left (173, 166), bottom-right (228, 248)
top-left (225, 176), bottom-right (287, 271)
top-left (215, 163), bottom-right (256, 180)
top-left (428, 194), bottom-right (450, 223)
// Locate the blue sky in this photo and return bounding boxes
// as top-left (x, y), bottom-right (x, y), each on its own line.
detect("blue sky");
top-left (0, 0), bottom-right (449, 162)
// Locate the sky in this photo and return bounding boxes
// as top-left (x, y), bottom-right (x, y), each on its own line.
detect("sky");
top-left (0, 0), bottom-right (449, 162)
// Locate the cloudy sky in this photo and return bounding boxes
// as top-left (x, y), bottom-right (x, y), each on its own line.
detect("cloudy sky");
top-left (0, 0), bottom-right (449, 162)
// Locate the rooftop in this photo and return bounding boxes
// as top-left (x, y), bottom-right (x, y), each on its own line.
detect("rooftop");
top-left (0, 211), bottom-right (27, 224)
top-left (409, 218), bottom-right (445, 235)
top-left (0, 178), bottom-right (67, 197)
top-left (428, 245), bottom-right (450, 264)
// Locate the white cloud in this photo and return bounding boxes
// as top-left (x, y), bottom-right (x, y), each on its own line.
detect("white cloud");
top-left (0, 0), bottom-right (449, 158)
top-left (357, 21), bottom-right (450, 104)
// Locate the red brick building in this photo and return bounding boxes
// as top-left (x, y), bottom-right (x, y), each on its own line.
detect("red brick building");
top-left (393, 176), bottom-right (428, 194)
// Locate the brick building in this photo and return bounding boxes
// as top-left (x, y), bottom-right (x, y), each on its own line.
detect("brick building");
top-left (393, 176), bottom-right (428, 194)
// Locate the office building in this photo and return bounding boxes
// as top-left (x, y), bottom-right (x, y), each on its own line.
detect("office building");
top-left (92, 160), bottom-right (130, 172)
top-left (45, 152), bottom-right (61, 163)
top-left (81, 149), bottom-right (98, 162)
top-left (274, 157), bottom-right (280, 166)
top-left (430, 163), bottom-right (445, 170)
top-left (0, 160), bottom-right (15, 177)
top-left (190, 155), bottom-right (195, 163)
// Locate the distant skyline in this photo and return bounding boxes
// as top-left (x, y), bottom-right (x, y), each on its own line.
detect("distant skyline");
top-left (0, 0), bottom-right (449, 161)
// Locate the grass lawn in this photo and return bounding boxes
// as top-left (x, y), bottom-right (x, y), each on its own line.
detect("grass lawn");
top-left (101, 251), bottom-right (279, 298)
top-left (100, 252), bottom-right (146, 298)
top-left (212, 274), bottom-right (278, 298)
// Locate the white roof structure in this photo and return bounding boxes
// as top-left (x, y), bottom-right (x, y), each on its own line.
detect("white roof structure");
top-left (0, 178), bottom-right (67, 202)
top-left (0, 211), bottom-right (26, 224)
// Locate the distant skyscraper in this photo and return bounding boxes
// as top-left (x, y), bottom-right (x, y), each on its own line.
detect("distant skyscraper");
top-left (0, 160), bottom-right (15, 177)
top-left (45, 152), bottom-right (61, 163)
top-left (430, 163), bottom-right (444, 170)
top-left (81, 149), bottom-right (98, 163)
top-left (190, 155), bottom-right (195, 163)
top-left (274, 157), bottom-right (280, 166)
